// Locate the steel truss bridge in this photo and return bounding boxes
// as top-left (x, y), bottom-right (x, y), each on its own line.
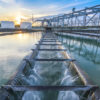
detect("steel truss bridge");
top-left (36, 5), bottom-right (100, 28)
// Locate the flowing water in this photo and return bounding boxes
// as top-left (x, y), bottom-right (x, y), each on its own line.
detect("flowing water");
top-left (0, 32), bottom-right (86, 100)
top-left (0, 32), bottom-right (42, 86)
top-left (57, 33), bottom-right (100, 87)
top-left (22, 41), bottom-right (80, 100)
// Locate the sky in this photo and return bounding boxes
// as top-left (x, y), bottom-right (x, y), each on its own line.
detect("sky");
top-left (0, 0), bottom-right (100, 24)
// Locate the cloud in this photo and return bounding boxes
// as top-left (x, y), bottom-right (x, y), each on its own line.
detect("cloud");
top-left (27, 0), bottom-right (93, 17)
top-left (0, 0), bottom-right (22, 21)
top-left (0, 0), bottom-right (15, 3)
top-left (0, 0), bottom-right (97, 21)
top-left (46, 0), bottom-right (93, 12)
top-left (21, 8), bottom-right (32, 12)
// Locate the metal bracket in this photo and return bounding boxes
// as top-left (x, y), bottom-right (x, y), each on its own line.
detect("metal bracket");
top-left (35, 58), bottom-right (76, 62)
top-left (2, 85), bottom-right (99, 92)
top-left (32, 49), bottom-right (67, 51)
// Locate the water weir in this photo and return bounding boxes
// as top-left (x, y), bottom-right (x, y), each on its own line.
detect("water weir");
top-left (0, 32), bottom-right (99, 100)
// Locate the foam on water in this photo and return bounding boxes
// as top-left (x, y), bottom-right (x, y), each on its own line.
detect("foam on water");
top-left (58, 91), bottom-right (79, 100)
top-left (57, 49), bottom-right (80, 100)
top-left (58, 74), bottom-right (79, 100)
top-left (58, 75), bottom-right (79, 100)
top-left (22, 43), bottom-right (80, 100)
top-left (22, 91), bottom-right (42, 100)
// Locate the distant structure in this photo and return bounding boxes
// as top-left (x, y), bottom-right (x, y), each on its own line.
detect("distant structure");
top-left (36, 5), bottom-right (100, 27)
top-left (1, 21), bottom-right (15, 29)
top-left (20, 22), bottom-right (32, 29)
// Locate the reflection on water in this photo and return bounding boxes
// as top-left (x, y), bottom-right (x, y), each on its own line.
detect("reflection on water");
top-left (58, 34), bottom-right (100, 86)
top-left (0, 32), bottom-right (42, 86)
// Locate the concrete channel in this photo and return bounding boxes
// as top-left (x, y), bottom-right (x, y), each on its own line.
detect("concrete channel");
top-left (0, 32), bottom-right (100, 100)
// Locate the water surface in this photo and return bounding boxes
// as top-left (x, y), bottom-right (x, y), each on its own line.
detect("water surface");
top-left (0, 32), bottom-right (42, 86)
top-left (58, 34), bottom-right (100, 86)
top-left (22, 44), bottom-right (79, 100)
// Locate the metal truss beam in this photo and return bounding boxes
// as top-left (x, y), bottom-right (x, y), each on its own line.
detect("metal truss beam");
top-left (36, 5), bottom-right (100, 27)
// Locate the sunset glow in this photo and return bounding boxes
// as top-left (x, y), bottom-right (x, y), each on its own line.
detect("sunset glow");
top-left (0, 0), bottom-right (99, 25)
top-left (0, 0), bottom-right (100, 99)
top-left (15, 15), bottom-right (27, 25)
top-left (15, 16), bottom-right (21, 25)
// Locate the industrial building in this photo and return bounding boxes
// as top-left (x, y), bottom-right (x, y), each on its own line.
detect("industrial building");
top-left (1, 21), bottom-right (15, 29)
top-left (20, 22), bottom-right (32, 29)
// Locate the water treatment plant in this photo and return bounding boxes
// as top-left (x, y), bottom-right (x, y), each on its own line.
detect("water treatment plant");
top-left (0, 1), bottom-right (100, 100)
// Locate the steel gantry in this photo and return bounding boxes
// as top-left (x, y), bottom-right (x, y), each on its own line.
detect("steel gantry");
top-left (36, 5), bottom-right (100, 27)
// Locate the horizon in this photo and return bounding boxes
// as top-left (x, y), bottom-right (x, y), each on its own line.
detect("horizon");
top-left (0, 0), bottom-right (100, 25)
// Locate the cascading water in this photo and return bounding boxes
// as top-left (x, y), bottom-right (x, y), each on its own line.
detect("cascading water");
top-left (58, 91), bottom-right (79, 100)
top-left (22, 91), bottom-right (42, 100)
top-left (22, 42), bottom-right (80, 100)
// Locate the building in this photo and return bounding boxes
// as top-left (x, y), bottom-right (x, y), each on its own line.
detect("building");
top-left (1, 21), bottom-right (15, 29)
top-left (20, 22), bottom-right (32, 29)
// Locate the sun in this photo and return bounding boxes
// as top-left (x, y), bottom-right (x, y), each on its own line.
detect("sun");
top-left (15, 15), bottom-right (27, 25)
top-left (15, 16), bottom-right (22, 25)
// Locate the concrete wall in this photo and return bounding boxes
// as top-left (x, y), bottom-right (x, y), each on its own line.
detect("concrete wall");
top-left (1, 21), bottom-right (15, 29)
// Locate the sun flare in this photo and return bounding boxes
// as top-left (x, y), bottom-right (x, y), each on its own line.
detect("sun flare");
top-left (15, 16), bottom-right (22, 25)
top-left (15, 15), bottom-right (27, 25)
